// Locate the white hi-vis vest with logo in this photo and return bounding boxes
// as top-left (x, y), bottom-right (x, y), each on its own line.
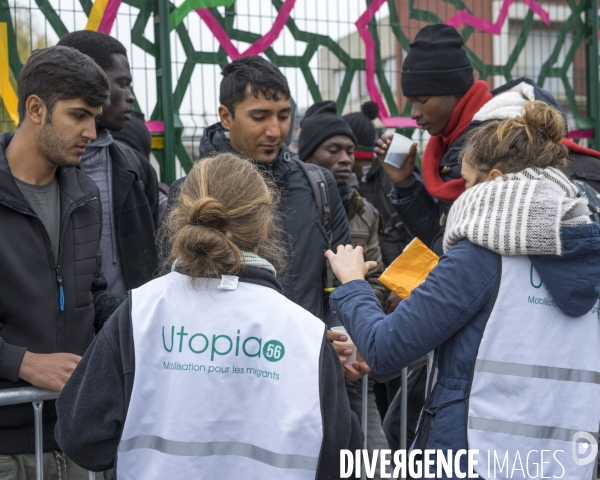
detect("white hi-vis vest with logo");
top-left (467, 257), bottom-right (600, 480)
top-left (117, 272), bottom-right (325, 480)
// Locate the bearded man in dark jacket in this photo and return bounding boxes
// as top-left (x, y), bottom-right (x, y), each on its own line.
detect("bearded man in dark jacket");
top-left (167, 56), bottom-right (351, 320)
top-left (0, 46), bottom-right (115, 478)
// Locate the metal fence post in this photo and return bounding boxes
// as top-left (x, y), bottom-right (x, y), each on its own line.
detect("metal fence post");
top-left (156, 0), bottom-right (176, 185)
top-left (0, 387), bottom-right (95, 479)
top-left (400, 367), bottom-right (408, 480)
top-left (33, 400), bottom-right (44, 480)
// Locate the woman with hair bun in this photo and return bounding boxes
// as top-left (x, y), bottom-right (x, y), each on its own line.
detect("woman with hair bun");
top-left (54, 153), bottom-right (362, 479)
top-left (327, 101), bottom-right (600, 479)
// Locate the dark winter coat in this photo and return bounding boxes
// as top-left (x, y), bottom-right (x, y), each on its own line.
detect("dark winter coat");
top-left (166, 123), bottom-right (351, 319)
top-left (0, 132), bottom-right (113, 454)
top-left (89, 142), bottom-right (159, 329)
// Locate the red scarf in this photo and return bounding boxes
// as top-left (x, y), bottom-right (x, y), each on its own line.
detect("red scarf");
top-left (422, 81), bottom-right (492, 203)
top-left (560, 138), bottom-right (600, 160)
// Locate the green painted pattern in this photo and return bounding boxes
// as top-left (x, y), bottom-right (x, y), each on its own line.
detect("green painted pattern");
top-left (0, 0), bottom-right (599, 172)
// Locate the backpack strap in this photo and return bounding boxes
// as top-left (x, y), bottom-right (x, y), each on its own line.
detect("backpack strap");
top-left (294, 159), bottom-right (335, 292)
top-left (294, 159), bottom-right (332, 245)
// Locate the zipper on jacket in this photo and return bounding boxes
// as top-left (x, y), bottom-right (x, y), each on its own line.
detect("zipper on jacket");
top-left (52, 196), bottom-right (97, 349)
top-left (56, 266), bottom-right (64, 311)
top-left (0, 195), bottom-right (97, 345)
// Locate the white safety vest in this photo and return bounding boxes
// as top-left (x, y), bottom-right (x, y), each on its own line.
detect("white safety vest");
top-left (468, 256), bottom-right (600, 480)
top-left (117, 272), bottom-right (325, 480)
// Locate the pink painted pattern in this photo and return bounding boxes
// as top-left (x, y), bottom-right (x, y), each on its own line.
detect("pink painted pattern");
top-left (446, 0), bottom-right (549, 34)
top-left (197, 0), bottom-right (296, 60)
top-left (355, 0), bottom-right (416, 128)
top-left (98, 0), bottom-right (122, 34)
top-left (356, 0), bottom-right (551, 129)
top-left (146, 120), bottom-right (165, 133)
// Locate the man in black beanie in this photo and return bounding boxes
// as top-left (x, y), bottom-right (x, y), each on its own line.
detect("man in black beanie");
top-left (299, 101), bottom-right (385, 306)
top-left (376, 23), bottom-right (492, 256)
top-left (300, 101), bottom-right (390, 478)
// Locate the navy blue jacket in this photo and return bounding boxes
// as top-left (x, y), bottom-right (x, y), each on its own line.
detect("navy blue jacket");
top-left (330, 224), bottom-right (600, 459)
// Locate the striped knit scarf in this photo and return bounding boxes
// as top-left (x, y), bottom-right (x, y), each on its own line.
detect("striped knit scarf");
top-left (443, 167), bottom-right (590, 255)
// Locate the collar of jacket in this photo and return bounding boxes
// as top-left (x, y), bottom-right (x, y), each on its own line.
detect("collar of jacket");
top-left (344, 188), bottom-right (365, 220)
top-left (237, 265), bottom-right (283, 294)
top-left (0, 131), bottom-right (96, 211)
top-left (199, 122), bottom-right (293, 190)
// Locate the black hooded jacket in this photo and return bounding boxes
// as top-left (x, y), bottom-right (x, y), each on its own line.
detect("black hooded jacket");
top-left (0, 132), bottom-right (114, 454)
top-left (165, 123), bottom-right (351, 320)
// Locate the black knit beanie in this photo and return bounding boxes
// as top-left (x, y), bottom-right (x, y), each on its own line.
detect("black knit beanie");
top-left (298, 101), bottom-right (357, 161)
top-left (342, 101), bottom-right (379, 160)
top-left (401, 24), bottom-right (474, 97)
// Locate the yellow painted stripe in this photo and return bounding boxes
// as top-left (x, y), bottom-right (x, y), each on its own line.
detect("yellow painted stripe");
top-left (0, 23), bottom-right (19, 125)
top-left (85, 0), bottom-right (110, 31)
top-left (151, 136), bottom-right (164, 150)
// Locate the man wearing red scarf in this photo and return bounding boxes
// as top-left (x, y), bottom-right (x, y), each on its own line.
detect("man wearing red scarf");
top-left (375, 24), bottom-right (490, 255)
top-left (378, 24), bottom-right (600, 256)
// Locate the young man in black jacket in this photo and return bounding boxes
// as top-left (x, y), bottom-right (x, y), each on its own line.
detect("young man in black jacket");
top-left (167, 56), bottom-right (351, 320)
top-left (0, 46), bottom-right (113, 479)
top-left (57, 32), bottom-right (159, 320)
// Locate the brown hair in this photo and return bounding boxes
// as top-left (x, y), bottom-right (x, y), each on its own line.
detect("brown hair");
top-left (164, 153), bottom-right (285, 279)
top-left (460, 100), bottom-right (568, 183)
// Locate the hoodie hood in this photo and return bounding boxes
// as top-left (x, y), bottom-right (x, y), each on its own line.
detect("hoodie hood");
top-left (199, 123), bottom-right (232, 158)
top-left (529, 223), bottom-right (600, 317)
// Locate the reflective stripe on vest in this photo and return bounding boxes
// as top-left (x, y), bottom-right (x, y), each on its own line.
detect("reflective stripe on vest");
top-left (468, 256), bottom-right (600, 480)
top-left (117, 272), bottom-right (325, 480)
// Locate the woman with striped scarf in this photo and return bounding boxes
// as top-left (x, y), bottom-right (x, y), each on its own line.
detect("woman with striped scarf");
top-left (327, 101), bottom-right (600, 479)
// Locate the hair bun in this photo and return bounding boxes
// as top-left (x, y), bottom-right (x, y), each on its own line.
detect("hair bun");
top-left (188, 197), bottom-right (230, 233)
top-left (522, 100), bottom-right (565, 144)
top-left (361, 101), bottom-right (379, 121)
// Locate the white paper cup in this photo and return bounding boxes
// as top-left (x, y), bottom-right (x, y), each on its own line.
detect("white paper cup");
top-left (384, 133), bottom-right (414, 169)
top-left (331, 326), bottom-right (357, 364)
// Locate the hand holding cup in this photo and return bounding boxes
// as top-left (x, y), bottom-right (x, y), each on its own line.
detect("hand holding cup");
top-left (375, 133), bottom-right (418, 186)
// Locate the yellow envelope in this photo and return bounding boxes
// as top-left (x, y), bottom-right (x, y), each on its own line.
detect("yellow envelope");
top-left (378, 238), bottom-right (439, 299)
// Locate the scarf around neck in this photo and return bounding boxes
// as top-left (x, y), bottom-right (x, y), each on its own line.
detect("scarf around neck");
top-left (338, 173), bottom-right (359, 207)
top-left (421, 81), bottom-right (492, 203)
top-left (443, 167), bottom-right (590, 255)
top-left (235, 251), bottom-right (277, 277)
top-left (172, 251), bottom-right (276, 276)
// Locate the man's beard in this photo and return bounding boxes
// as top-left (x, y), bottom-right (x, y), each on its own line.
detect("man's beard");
top-left (37, 118), bottom-right (80, 168)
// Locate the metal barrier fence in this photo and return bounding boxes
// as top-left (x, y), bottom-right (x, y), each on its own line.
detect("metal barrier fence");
top-left (0, 387), bottom-right (95, 480)
top-left (0, 0), bottom-right (600, 182)
top-left (2, 379), bottom-right (403, 480)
